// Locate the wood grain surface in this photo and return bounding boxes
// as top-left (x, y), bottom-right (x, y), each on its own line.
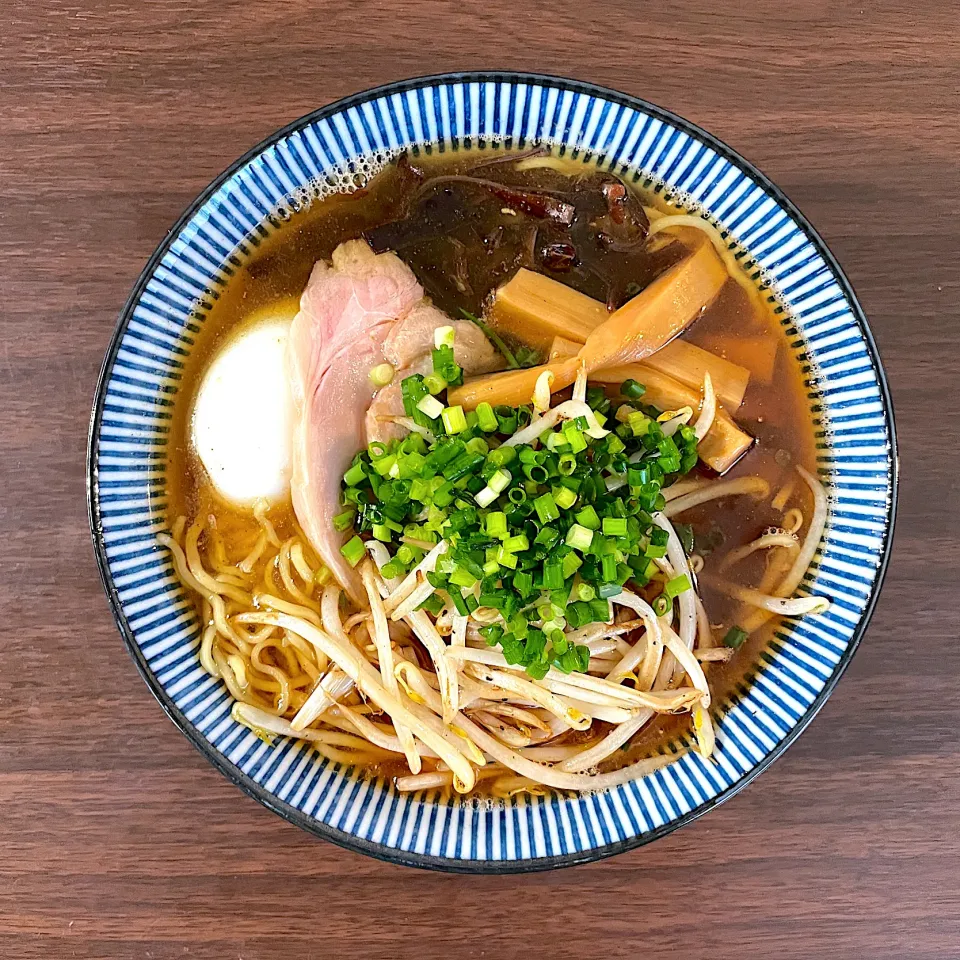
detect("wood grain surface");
top-left (1, 1), bottom-right (958, 957)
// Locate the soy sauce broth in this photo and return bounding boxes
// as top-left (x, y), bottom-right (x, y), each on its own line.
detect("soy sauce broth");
top-left (166, 147), bottom-right (819, 778)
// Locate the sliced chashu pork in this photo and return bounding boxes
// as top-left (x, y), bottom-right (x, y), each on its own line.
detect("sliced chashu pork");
top-left (365, 301), bottom-right (500, 444)
top-left (287, 240), bottom-right (500, 603)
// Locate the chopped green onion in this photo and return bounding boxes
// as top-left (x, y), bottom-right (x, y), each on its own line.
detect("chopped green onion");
top-left (665, 574), bottom-right (692, 598)
top-left (381, 560), bottom-right (402, 579)
top-left (369, 363), bottom-right (395, 387)
top-left (486, 511), bottom-right (508, 539)
top-left (628, 411), bottom-right (651, 436)
top-left (480, 624), bottom-right (504, 645)
top-left (575, 505), bottom-right (601, 531)
top-left (575, 582), bottom-right (595, 602)
top-left (553, 485), bottom-right (578, 510)
top-left (441, 405), bottom-right (468, 435)
top-left (423, 373), bottom-right (447, 395)
top-left (602, 516), bottom-right (628, 537)
top-left (513, 570), bottom-right (534, 598)
top-left (495, 406), bottom-right (518, 434)
top-left (449, 566), bottom-right (478, 588)
top-left (487, 445), bottom-right (517, 469)
top-left (434, 325), bottom-right (456, 349)
top-left (723, 626), bottom-right (749, 649)
top-left (535, 526), bottom-right (560, 548)
top-left (418, 593), bottom-right (445, 615)
top-left (542, 559), bottom-right (564, 590)
top-left (621, 378), bottom-right (646, 400)
top-left (534, 492), bottom-right (560, 524)
top-left (343, 462), bottom-right (366, 486)
top-left (606, 434), bottom-right (625, 455)
top-left (417, 394), bottom-right (444, 420)
top-left (488, 469), bottom-right (512, 493)
top-left (340, 536), bottom-right (366, 567)
top-left (566, 523), bottom-right (594, 552)
top-left (561, 552), bottom-right (582, 578)
top-left (503, 534), bottom-right (530, 553)
top-left (650, 527), bottom-right (670, 547)
top-left (332, 509), bottom-right (356, 532)
top-left (652, 594), bottom-right (670, 617)
top-left (476, 402), bottom-right (499, 433)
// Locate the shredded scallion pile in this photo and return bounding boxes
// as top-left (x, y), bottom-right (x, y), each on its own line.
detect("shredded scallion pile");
top-left (339, 332), bottom-right (699, 679)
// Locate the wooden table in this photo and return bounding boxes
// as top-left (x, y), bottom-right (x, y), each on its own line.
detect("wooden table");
top-left (2, 2), bottom-right (957, 957)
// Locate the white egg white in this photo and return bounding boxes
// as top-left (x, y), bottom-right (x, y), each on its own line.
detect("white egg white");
top-left (191, 303), bottom-right (298, 506)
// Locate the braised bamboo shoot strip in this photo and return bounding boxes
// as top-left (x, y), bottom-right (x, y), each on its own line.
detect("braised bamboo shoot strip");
top-left (495, 268), bottom-right (750, 407)
top-left (448, 238), bottom-right (728, 410)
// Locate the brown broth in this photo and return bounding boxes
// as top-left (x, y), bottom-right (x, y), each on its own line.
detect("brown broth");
top-left (166, 148), bottom-right (819, 787)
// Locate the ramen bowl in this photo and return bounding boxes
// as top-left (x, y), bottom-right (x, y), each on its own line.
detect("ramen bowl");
top-left (88, 72), bottom-right (897, 872)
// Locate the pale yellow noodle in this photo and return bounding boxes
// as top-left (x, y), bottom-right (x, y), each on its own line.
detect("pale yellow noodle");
top-left (289, 542), bottom-right (315, 583)
top-left (213, 648), bottom-right (270, 709)
top-left (253, 499), bottom-right (281, 547)
top-left (772, 481), bottom-right (795, 512)
top-left (251, 640), bottom-right (293, 712)
top-left (199, 623), bottom-right (219, 677)
top-left (283, 629), bottom-right (325, 679)
top-left (783, 507), bottom-right (804, 535)
top-left (184, 521), bottom-right (250, 603)
top-left (215, 570), bottom-right (252, 588)
top-left (279, 539), bottom-right (315, 606)
top-left (239, 531), bottom-right (268, 573)
top-left (255, 592), bottom-right (323, 626)
top-left (205, 523), bottom-right (233, 574)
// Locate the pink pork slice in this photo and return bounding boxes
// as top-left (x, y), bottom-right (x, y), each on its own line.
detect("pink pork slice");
top-left (365, 302), bottom-right (501, 445)
top-left (286, 240), bottom-right (498, 604)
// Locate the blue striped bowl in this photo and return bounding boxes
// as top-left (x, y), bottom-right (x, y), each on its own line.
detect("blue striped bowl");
top-left (88, 73), bottom-right (897, 872)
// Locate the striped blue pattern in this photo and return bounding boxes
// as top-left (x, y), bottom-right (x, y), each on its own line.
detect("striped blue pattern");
top-left (90, 75), bottom-right (895, 870)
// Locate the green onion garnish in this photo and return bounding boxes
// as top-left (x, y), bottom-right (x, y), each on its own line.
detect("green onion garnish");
top-left (441, 405), bottom-right (468, 435)
top-left (417, 394), bottom-right (444, 420)
top-left (475, 401), bottom-right (499, 433)
top-left (369, 363), bottom-right (395, 387)
top-left (664, 574), bottom-right (692, 598)
top-left (723, 626), bottom-right (749, 649)
top-left (565, 523), bottom-right (594, 552)
top-left (339, 346), bottom-right (703, 676)
top-left (340, 536), bottom-right (366, 567)
top-left (621, 378), bottom-right (646, 400)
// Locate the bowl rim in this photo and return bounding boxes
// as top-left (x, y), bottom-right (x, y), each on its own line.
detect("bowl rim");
top-left (87, 70), bottom-right (899, 873)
